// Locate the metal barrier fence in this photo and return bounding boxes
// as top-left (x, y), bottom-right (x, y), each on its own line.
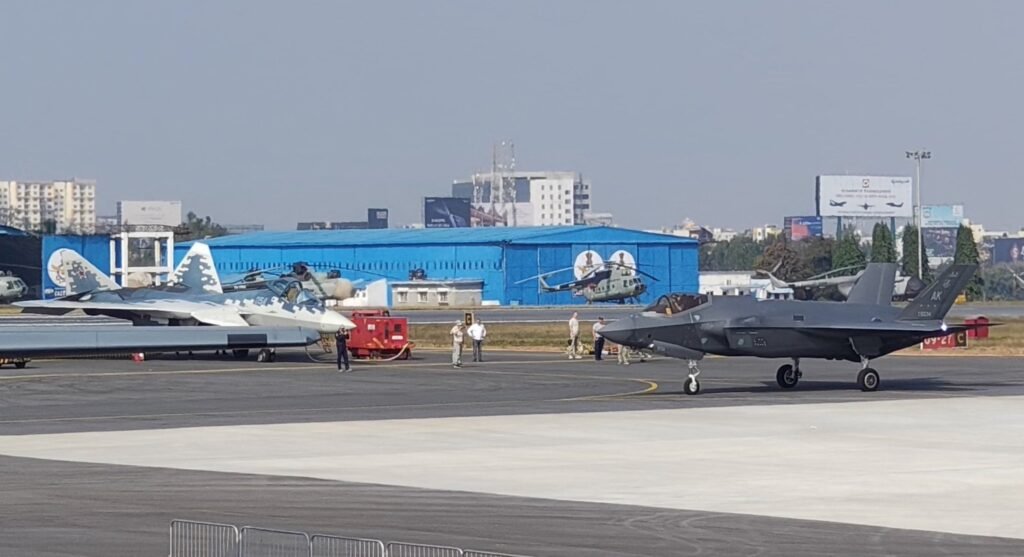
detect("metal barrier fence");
top-left (169, 520), bottom-right (532, 557)
top-left (386, 542), bottom-right (463, 557)
top-left (239, 526), bottom-right (311, 557)
top-left (310, 534), bottom-right (386, 557)
top-left (169, 519), bottom-right (240, 557)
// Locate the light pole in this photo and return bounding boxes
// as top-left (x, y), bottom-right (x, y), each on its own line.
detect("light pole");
top-left (906, 150), bottom-right (931, 279)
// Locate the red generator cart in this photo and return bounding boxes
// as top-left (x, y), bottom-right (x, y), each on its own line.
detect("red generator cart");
top-left (346, 310), bottom-right (413, 360)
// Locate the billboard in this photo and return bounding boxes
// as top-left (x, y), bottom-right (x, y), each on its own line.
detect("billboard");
top-left (921, 204), bottom-right (965, 228)
top-left (116, 200), bottom-right (182, 228)
top-left (424, 197), bottom-right (471, 228)
top-left (471, 202), bottom-right (535, 227)
top-left (993, 238), bottom-right (1024, 264)
top-left (922, 227), bottom-right (958, 259)
top-left (783, 216), bottom-right (823, 241)
top-left (41, 235), bottom-right (110, 299)
top-left (816, 176), bottom-right (913, 218)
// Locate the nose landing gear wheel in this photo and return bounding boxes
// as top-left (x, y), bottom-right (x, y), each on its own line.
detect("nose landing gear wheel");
top-left (857, 368), bottom-right (880, 392)
top-left (683, 376), bottom-right (701, 395)
top-left (776, 364), bottom-right (800, 389)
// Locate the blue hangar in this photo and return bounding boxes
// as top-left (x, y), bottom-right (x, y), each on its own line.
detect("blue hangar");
top-left (177, 226), bottom-right (698, 306)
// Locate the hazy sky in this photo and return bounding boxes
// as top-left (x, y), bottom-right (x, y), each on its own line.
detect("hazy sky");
top-left (2, 1), bottom-right (1022, 231)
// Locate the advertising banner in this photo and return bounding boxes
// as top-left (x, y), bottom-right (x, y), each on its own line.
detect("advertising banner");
top-left (41, 235), bottom-right (110, 298)
top-left (424, 197), bottom-right (471, 228)
top-left (783, 216), bottom-right (823, 241)
top-left (116, 201), bottom-right (182, 227)
top-left (921, 205), bottom-right (965, 228)
top-left (993, 238), bottom-right (1024, 264)
top-left (816, 175), bottom-right (913, 218)
top-left (922, 227), bottom-right (958, 259)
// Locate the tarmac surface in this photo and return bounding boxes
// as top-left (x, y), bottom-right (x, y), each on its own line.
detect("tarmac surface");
top-left (1, 348), bottom-right (1024, 556)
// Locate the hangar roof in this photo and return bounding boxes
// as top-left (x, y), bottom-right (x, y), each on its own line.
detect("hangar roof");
top-left (183, 226), bottom-right (695, 248)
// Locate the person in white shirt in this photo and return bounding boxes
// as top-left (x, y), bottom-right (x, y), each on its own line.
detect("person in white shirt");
top-left (467, 319), bottom-right (487, 362)
top-left (567, 312), bottom-right (581, 359)
top-left (592, 316), bottom-right (606, 361)
top-left (450, 321), bottom-right (465, 368)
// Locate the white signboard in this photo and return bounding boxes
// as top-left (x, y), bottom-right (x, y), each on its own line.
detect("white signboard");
top-left (921, 204), bottom-right (965, 228)
top-left (816, 176), bottom-right (913, 218)
top-left (117, 200), bottom-right (183, 227)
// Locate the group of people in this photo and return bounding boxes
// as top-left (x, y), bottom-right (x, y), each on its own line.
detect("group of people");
top-left (336, 312), bottom-right (627, 372)
top-left (569, 311), bottom-right (632, 364)
top-left (449, 318), bottom-right (487, 368)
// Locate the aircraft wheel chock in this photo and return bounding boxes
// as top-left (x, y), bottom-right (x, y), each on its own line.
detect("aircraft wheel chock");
top-left (683, 377), bottom-right (701, 395)
top-left (776, 364), bottom-right (799, 389)
top-left (857, 368), bottom-right (880, 392)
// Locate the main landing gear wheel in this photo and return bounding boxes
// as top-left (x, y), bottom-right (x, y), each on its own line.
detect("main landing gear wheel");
top-left (857, 368), bottom-right (880, 392)
top-left (683, 376), bottom-right (701, 395)
top-left (256, 348), bottom-right (276, 363)
top-left (776, 364), bottom-right (800, 389)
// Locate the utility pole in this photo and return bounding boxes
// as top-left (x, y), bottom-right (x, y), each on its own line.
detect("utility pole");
top-left (906, 150), bottom-right (931, 279)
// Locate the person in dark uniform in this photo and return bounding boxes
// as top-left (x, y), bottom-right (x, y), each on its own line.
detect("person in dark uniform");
top-left (335, 327), bottom-right (351, 372)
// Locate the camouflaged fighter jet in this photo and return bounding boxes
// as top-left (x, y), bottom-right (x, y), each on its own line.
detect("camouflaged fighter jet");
top-left (598, 263), bottom-right (979, 395)
top-left (15, 243), bottom-right (355, 341)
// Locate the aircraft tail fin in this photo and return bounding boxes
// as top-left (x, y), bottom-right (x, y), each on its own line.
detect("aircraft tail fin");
top-left (54, 249), bottom-right (120, 295)
top-left (168, 243), bottom-right (223, 294)
top-left (898, 264), bottom-right (977, 321)
top-left (846, 263), bottom-right (897, 305)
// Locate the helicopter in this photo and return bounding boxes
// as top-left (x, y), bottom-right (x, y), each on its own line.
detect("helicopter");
top-left (518, 262), bottom-right (658, 304)
top-left (221, 261), bottom-right (357, 301)
top-left (0, 270), bottom-right (28, 302)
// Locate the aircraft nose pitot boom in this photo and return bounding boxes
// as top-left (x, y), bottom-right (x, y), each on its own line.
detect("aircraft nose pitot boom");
top-left (320, 309), bottom-right (356, 333)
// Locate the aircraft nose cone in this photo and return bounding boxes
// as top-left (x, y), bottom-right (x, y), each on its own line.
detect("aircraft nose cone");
top-left (599, 317), bottom-right (638, 346)
top-left (321, 310), bottom-right (356, 333)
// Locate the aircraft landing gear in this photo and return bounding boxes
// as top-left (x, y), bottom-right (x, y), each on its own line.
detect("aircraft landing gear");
top-left (776, 358), bottom-right (802, 389)
top-left (857, 357), bottom-right (880, 392)
top-left (256, 348), bottom-right (276, 363)
top-left (232, 349), bottom-right (249, 359)
top-left (683, 359), bottom-right (702, 395)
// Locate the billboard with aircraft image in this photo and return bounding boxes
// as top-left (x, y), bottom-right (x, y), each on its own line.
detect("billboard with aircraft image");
top-left (816, 175), bottom-right (913, 218)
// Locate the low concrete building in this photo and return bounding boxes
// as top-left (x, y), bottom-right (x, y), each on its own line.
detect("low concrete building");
top-left (391, 279), bottom-right (484, 308)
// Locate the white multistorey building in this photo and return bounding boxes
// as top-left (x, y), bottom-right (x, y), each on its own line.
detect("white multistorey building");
top-left (451, 171), bottom-right (592, 227)
top-left (0, 179), bottom-right (96, 233)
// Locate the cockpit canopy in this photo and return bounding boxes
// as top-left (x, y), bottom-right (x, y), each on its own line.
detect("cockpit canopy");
top-left (267, 279), bottom-right (320, 306)
top-left (643, 293), bottom-right (709, 315)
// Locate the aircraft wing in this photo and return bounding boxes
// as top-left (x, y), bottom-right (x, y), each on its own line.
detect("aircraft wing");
top-left (0, 325), bottom-right (320, 359)
top-left (15, 299), bottom-right (249, 327)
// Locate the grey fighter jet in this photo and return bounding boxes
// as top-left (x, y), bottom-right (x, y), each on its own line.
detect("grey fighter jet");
top-left (16, 243), bottom-right (355, 339)
top-left (598, 263), bottom-right (978, 394)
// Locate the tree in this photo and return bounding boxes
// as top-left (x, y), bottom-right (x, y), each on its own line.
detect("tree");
top-left (177, 211), bottom-right (228, 242)
top-left (954, 224), bottom-right (984, 300)
top-left (699, 236), bottom-right (765, 271)
top-left (870, 223), bottom-right (896, 263)
top-left (831, 229), bottom-right (865, 274)
top-left (981, 266), bottom-right (1024, 301)
top-left (900, 225), bottom-right (932, 282)
top-left (754, 237), bottom-right (807, 281)
top-left (795, 236), bottom-right (835, 278)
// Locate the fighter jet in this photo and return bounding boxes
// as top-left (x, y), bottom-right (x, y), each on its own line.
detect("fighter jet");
top-left (886, 202), bottom-right (904, 208)
top-left (598, 263), bottom-right (978, 394)
top-left (16, 243), bottom-right (355, 348)
top-left (859, 203), bottom-right (873, 211)
top-left (829, 200), bottom-right (847, 207)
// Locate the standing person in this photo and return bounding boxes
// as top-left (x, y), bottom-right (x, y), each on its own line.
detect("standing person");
top-left (592, 316), bottom-right (607, 360)
top-left (467, 319), bottom-right (487, 362)
top-left (335, 327), bottom-right (351, 372)
top-left (450, 320), bottom-right (466, 368)
top-left (617, 339), bottom-right (631, 366)
top-left (567, 312), bottom-right (581, 359)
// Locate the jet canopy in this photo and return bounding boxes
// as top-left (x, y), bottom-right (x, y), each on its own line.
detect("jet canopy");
top-left (267, 279), bottom-right (321, 306)
top-left (643, 293), bottom-right (709, 315)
